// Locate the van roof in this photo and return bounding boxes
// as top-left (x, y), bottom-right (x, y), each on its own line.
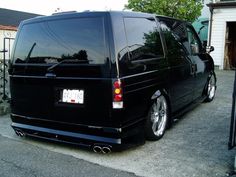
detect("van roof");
top-left (19, 11), bottom-right (157, 25)
top-left (156, 15), bottom-right (186, 23)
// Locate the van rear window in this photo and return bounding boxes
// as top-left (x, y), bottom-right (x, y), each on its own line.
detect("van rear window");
top-left (13, 17), bottom-right (106, 64)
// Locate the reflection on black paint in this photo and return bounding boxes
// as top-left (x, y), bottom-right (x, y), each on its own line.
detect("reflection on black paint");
top-left (61, 50), bottom-right (88, 61)
top-left (143, 31), bottom-right (164, 58)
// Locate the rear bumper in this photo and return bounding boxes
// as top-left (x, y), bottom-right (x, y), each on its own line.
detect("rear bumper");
top-left (11, 114), bottom-right (145, 151)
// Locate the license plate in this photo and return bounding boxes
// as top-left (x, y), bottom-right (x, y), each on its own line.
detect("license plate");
top-left (62, 89), bottom-right (84, 104)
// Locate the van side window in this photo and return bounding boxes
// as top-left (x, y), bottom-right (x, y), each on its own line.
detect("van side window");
top-left (159, 19), bottom-right (190, 55)
top-left (160, 23), bottom-right (185, 56)
top-left (124, 18), bottom-right (164, 61)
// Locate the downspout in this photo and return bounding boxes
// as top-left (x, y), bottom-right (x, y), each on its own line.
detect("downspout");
top-left (207, 5), bottom-right (214, 52)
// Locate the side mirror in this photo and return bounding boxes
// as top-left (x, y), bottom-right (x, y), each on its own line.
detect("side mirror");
top-left (191, 43), bottom-right (199, 55)
top-left (206, 46), bottom-right (214, 53)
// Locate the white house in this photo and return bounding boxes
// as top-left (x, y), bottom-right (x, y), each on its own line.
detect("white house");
top-left (207, 0), bottom-right (236, 70)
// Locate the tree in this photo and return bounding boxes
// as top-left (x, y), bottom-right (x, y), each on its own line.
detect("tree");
top-left (125, 0), bottom-right (203, 22)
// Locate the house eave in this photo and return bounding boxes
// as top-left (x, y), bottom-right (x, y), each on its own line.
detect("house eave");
top-left (0, 25), bottom-right (17, 31)
top-left (207, 2), bottom-right (236, 9)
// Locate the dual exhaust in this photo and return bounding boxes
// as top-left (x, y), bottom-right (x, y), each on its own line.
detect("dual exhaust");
top-left (15, 129), bottom-right (25, 137)
top-left (14, 129), bottom-right (112, 153)
top-left (93, 145), bottom-right (112, 154)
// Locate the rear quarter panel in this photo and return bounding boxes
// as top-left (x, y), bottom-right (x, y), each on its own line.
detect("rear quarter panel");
top-left (110, 12), bottom-right (170, 125)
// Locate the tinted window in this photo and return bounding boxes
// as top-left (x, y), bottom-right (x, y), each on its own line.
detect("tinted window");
top-left (124, 18), bottom-right (164, 61)
top-left (159, 18), bottom-right (190, 55)
top-left (161, 23), bottom-right (185, 55)
top-left (160, 23), bottom-right (188, 65)
top-left (13, 17), bottom-right (106, 64)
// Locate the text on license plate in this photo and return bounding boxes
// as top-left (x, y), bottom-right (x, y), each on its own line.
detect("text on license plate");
top-left (62, 89), bottom-right (84, 104)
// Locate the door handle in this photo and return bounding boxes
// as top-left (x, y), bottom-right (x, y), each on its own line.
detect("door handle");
top-left (191, 64), bottom-right (197, 73)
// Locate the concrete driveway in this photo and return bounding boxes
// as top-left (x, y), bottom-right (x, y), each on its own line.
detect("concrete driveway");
top-left (0, 70), bottom-right (235, 177)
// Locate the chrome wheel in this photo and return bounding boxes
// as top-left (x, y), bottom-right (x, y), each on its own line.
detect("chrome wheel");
top-left (207, 76), bottom-right (216, 100)
top-left (205, 74), bottom-right (216, 102)
top-left (150, 96), bottom-right (168, 137)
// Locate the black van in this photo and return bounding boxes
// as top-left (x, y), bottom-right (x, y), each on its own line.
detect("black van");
top-left (9, 11), bottom-right (216, 152)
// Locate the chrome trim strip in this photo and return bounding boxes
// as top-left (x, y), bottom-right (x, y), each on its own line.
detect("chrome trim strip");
top-left (9, 75), bottom-right (111, 80)
top-left (120, 69), bottom-right (160, 79)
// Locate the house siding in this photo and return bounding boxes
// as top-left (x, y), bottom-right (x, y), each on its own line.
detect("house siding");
top-left (210, 8), bottom-right (236, 69)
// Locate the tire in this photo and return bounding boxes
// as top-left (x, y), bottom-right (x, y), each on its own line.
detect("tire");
top-left (204, 73), bottom-right (216, 102)
top-left (145, 95), bottom-right (169, 141)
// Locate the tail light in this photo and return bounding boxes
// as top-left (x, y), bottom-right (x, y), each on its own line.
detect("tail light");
top-left (112, 79), bottom-right (123, 109)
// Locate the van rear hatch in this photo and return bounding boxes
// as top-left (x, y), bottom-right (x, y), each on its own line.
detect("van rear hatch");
top-left (10, 13), bottom-right (113, 127)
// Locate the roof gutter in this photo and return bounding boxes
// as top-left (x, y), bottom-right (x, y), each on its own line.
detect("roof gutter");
top-left (207, 5), bottom-right (213, 49)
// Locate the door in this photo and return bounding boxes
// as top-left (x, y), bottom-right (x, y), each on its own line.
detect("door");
top-left (224, 22), bottom-right (236, 70)
top-left (10, 14), bottom-right (113, 127)
top-left (160, 21), bottom-right (195, 112)
top-left (186, 25), bottom-right (208, 100)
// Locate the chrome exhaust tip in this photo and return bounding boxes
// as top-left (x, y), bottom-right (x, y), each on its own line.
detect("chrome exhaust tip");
top-left (93, 144), bottom-right (112, 153)
top-left (15, 129), bottom-right (25, 137)
top-left (15, 130), bottom-right (20, 136)
top-left (101, 146), bottom-right (111, 154)
top-left (18, 131), bottom-right (25, 137)
top-left (93, 146), bottom-right (102, 153)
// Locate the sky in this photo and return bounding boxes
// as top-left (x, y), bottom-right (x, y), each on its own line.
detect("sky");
top-left (0, 0), bottom-right (128, 15)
